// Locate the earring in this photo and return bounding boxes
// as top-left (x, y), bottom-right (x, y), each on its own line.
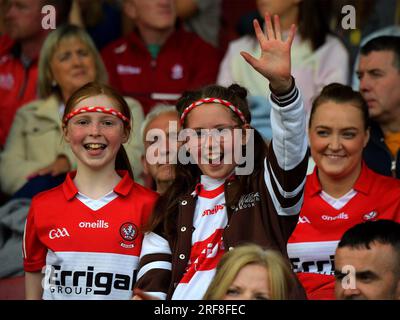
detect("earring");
top-left (52, 80), bottom-right (57, 87)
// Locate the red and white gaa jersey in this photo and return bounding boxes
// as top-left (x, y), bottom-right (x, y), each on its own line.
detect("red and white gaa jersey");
top-left (287, 164), bottom-right (400, 299)
top-left (23, 171), bottom-right (157, 300)
top-left (172, 175), bottom-right (227, 300)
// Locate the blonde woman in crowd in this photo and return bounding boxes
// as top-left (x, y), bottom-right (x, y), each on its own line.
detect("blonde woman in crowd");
top-left (204, 244), bottom-right (297, 300)
top-left (0, 25), bottom-right (144, 197)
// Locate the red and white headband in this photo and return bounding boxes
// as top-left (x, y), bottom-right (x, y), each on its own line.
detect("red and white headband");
top-left (63, 106), bottom-right (130, 127)
top-left (180, 98), bottom-right (247, 126)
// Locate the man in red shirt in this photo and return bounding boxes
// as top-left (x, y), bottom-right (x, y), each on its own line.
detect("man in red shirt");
top-left (101, 0), bottom-right (220, 115)
top-left (0, 0), bottom-right (71, 148)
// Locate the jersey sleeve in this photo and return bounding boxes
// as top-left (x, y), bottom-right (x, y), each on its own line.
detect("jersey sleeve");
top-left (264, 82), bottom-right (309, 216)
top-left (135, 232), bottom-right (172, 300)
top-left (23, 202), bottom-right (47, 272)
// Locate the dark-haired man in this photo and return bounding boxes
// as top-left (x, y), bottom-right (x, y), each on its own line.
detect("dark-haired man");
top-left (357, 36), bottom-right (400, 178)
top-left (101, 0), bottom-right (220, 115)
top-left (334, 220), bottom-right (400, 300)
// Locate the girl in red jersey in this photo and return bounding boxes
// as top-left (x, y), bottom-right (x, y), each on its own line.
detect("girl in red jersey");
top-left (134, 13), bottom-right (309, 300)
top-left (287, 83), bottom-right (400, 300)
top-left (23, 82), bottom-right (157, 300)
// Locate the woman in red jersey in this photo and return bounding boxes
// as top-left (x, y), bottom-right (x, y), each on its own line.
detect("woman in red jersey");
top-left (287, 83), bottom-right (400, 300)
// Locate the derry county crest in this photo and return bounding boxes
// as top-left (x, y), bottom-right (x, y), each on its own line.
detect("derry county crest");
top-left (119, 222), bottom-right (138, 249)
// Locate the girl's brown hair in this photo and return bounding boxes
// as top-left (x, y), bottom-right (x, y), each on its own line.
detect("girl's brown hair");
top-left (63, 82), bottom-right (134, 178)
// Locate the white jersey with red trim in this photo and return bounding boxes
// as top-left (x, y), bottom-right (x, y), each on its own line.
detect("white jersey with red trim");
top-left (287, 164), bottom-right (400, 299)
top-left (135, 85), bottom-right (310, 300)
top-left (172, 175), bottom-right (227, 300)
top-left (23, 171), bottom-right (157, 300)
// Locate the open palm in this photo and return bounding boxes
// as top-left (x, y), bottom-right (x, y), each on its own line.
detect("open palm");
top-left (241, 13), bottom-right (296, 92)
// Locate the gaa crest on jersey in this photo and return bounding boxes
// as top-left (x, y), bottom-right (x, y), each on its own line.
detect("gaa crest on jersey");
top-left (363, 211), bottom-right (378, 221)
top-left (119, 222), bottom-right (138, 248)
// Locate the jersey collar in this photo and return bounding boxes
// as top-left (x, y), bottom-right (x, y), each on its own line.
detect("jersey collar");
top-left (308, 162), bottom-right (370, 197)
top-left (63, 170), bottom-right (133, 200)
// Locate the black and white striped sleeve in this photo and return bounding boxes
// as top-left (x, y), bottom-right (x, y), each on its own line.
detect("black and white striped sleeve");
top-left (135, 232), bottom-right (172, 300)
top-left (264, 83), bottom-right (309, 216)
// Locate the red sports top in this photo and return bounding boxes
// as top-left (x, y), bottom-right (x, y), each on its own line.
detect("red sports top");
top-left (287, 163), bottom-right (400, 300)
top-left (101, 28), bottom-right (220, 114)
top-left (0, 39), bottom-right (38, 147)
top-left (23, 170), bottom-right (157, 299)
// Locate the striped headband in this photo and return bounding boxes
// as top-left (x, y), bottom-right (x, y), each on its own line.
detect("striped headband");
top-left (63, 106), bottom-right (130, 127)
top-left (180, 98), bottom-right (247, 126)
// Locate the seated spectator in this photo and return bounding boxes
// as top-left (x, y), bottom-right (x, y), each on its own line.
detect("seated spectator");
top-left (203, 244), bottom-right (298, 300)
top-left (101, 0), bottom-right (220, 114)
top-left (352, 27), bottom-right (400, 89)
top-left (0, 0), bottom-right (71, 148)
top-left (356, 36), bottom-right (400, 178)
top-left (287, 83), bottom-right (400, 300)
top-left (334, 220), bottom-right (400, 300)
top-left (217, 0), bottom-right (349, 141)
top-left (331, 0), bottom-right (399, 80)
top-left (0, 24), bottom-right (144, 197)
top-left (175, 0), bottom-right (221, 47)
top-left (141, 104), bottom-right (180, 194)
top-left (69, 0), bottom-right (123, 50)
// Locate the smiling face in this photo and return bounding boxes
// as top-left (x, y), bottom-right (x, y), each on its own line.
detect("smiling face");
top-left (184, 103), bottom-right (244, 180)
top-left (309, 101), bottom-right (369, 182)
top-left (223, 264), bottom-right (270, 300)
top-left (64, 94), bottom-right (128, 173)
top-left (50, 36), bottom-right (97, 102)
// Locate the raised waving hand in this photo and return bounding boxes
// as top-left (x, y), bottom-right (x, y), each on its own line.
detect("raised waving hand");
top-left (241, 13), bottom-right (296, 94)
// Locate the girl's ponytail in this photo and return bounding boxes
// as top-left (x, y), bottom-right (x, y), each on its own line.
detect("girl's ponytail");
top-left (115, 145), bottom-right (134, 179)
